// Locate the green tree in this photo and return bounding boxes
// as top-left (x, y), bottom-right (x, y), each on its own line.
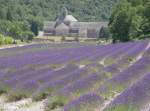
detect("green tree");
top-left (99, 26), bottom-right (110, 41)
top-left (140, 1), bottom-right (150, 38)
top-left (0, 8), bottom-right (6, 19)
top-left (9, 22), bottom-right (23, 40)
top-left (30, 20), bottom-right (39, 36)
top-left (129, 7), bottom-right (143, 39)
top-left (127, 0), bottom-right (143, 6)
top-left (21, 31), bottom-right (34, 41)
top-left (109, 0), bottom-right (150, 42)
top-left (109, 1), bottom-right (133, 42)
top-left (0, 20), bottom-right (11, 35)
top-left (6, 7), bottom-right (13, 21)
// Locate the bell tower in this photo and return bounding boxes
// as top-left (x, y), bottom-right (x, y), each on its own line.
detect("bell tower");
top-left (55, 7), bottom-right (68, 28)
top-left (62, 7), bottom-right (68, 17)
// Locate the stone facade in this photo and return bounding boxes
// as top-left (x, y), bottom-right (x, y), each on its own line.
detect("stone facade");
top-left (43, 8), bottom-right (108, 38)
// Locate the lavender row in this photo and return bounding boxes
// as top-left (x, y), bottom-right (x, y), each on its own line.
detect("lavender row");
top-left (32, 68), bottom-right (88, 100)
top-left (4, 64), bottom-right (78, 89)
top-left (59, 53), bottom-right (144, 110)
top-left (105, 73), bottom-right (150, 111)
top-left (0, 45), bottom-right (98, 69)
top-left (103, 41), bottom-right (149, 73)
top-left (0, 41), bottom-right (136, 69)
top-left (98, 55), bottom-right (150, 100)
top-left (5, 65), bottom-right (79, 100)
top-left (62, 48), bottom-right (148, 111)
top-left (63, 93), bottom-right (104, 111)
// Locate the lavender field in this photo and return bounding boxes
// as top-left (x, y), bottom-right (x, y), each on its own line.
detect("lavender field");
top-left (0, 41), bottom-right (150, 111)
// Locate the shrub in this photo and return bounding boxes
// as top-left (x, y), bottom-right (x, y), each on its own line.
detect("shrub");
top-left (61, 36), bottom-right (66, 42)
top-left (74, 37), bottom-right (79, 42)
top-left (7, 90), bottom-right (29, 102)
top-left (4, 36), bottom-right (14, 44)
top-left (0, 34), bottom-right (4, 45)
top-left (32, 89), bottom-right (51, 101)
top-left (0, 83), bottom-right (10, 95)
top-left (0, 34), bottom-right (14, 45)
top-left (45, 95), bottom-right (68, 111)
top-left (0, 89), bottom-right (7, 95)
top-left (21, 31), bottom-right (34, 41)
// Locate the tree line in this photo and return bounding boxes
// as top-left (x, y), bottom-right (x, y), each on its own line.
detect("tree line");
top-left (1, 0), bottom-right (149, 44)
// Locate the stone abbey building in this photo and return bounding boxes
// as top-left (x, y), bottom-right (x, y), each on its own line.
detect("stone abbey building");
top-left (43, 8), bottom-right (108, 38)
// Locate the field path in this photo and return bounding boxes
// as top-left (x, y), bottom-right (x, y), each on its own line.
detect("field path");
top-left (0, 96), bottom-right (45, 111)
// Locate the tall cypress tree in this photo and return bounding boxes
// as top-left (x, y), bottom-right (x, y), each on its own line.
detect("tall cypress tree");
top-left (30, 20), bottom-right (38, 36)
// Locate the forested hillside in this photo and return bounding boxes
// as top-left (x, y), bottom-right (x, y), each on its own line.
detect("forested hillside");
top-left (0, 0), bottom-right (119, 43)
top-left (0, 0), bottom-right (119, 22)
top-left (0, 0), bottom-right (149, 44)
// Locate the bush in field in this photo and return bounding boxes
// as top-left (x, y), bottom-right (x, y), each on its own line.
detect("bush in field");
top-left (4, 36), bottom-right (14, 44)
top-left (0, 34), bottom-right (4, 45)
top-left (45, 95), bottom-right (68, 111)
top-left (26, 31), bottom-right (34, 41)
top-left (74, 37), bottom-right (79, 42)
top-left (61, 36), bottom-right (66, 42)
top-left (7, 91), bottom-right (28, 102)
top-left (21, 31), bottom-right (34, 42)
top-left (0, 34), bottom-right (14, 45)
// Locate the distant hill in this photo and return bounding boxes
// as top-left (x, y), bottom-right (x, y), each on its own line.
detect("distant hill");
top-left (0, 0), bottom-right (119, 22)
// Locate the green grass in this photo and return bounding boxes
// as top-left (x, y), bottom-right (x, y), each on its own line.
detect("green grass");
top-left (7, 90), bottom-right (29, 102)
top-left (127, 56), bottom-right (134, 62)
top-left (0, 83), bottom-right (10, 95)
top-left (104, 72), bottom-right (113, 78)
top-left (32, 88), bottom-right (53, 101)
top-left (45, 95), bottom-right (68, 111)
top-left (104, 58), bottom-right (115, 66)
top-left (0, 108), bottom-right (3, 111)
top-left (68, 104), bottom-right (100, 111)
top-left (101, 84), bottom-right (125, 99)
top-left (106, 105), bottom-right (138, 111)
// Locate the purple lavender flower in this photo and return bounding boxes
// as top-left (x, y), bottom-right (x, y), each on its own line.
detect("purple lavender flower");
top-left (106, 73), bottom-right (150, 110)
top-left (64, 93), bottom-right (104, 111)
